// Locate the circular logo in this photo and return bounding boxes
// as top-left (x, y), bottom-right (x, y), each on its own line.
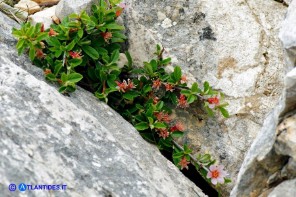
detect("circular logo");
top-left (18, 183), bottom-right (27, 192)
top-left (8, 184), bottom-right (16, 191)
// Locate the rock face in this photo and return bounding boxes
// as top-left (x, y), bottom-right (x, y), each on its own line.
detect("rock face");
top-left (29, 5), bottom-right (57, 30)
top-left (14, 0), bottom-right (41, 14)
top-left (55, 0), bottom-right (97, 20)
top-left (231, 1), bottom-right (296, 196)
top-left (0, 12), bottom-right (206, 197)
top-left (123, 0), bottom-right (287, 195)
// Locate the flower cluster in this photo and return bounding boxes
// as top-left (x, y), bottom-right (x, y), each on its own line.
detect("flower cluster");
top-left (178, 94), bottom-right (189, 108)
top-left (154, 112), bottom-right (171, 123)
top-left (207, 96), bottom-right (220, 109)
top-left (116, 79), bottom-right (136, 92)
top-left (69, 51), bottom-right (82, 59)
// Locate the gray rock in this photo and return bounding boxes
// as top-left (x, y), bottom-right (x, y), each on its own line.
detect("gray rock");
top-left (231, 2), bottom-right (296, 196)
top-left (0, 11), bottom-right (206, 197)
top-left (280, 0), bottom-right (296, 49)
top-left (275, 113), bottom-right (296, 160)
top-left (284, 0), bottom-right (293, 6)
top-left (55, 0), bottom-right (97, 20)
top-left (29, 6), bottom-right (57, 30)
top-left (268, 179), bottom-right (296, 197)
top-left (124, 0), bottom-right (287, 195)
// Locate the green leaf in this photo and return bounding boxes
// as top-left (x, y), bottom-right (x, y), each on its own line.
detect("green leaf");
top-left (112, 32), bottom-right (127, 39)
top-left (180, 90), bottom-right (191, 96)
top-left (154, 122), bottom-right (167, 129)
top-left (144, 62), bottom-right (153, 75)
top-left (148, 117), bottom-right (154, 125)
top-left (45, 73), bottom-right (56, 81)
top-left (77, 29), bottom-right (84, 38)
top-left (224, 178), bottom-right (232, 184)
top-left (143, 84), bottom-right (152, 94)
top-left (16, 39), bottom-right (25, 50)
top-left (36, 33), bottom-right (48, 42)
top-left (191, 82), bottom-right (199, 93)
top-left (67, 73), bottom-right (83, 83)
top-left (204, 105), bottom-right (214, 117)
top-left (197, 154), bottom-right (211, 164)
top-left (203, 81), bottom-right (210, 93)
top-left (136, 104), bottom-right (144, 110)
top-left (110, 49), bottom-right (119, 63)
top-left (125, 51), bottom-right (133, 68)
top-left (145, 107), bottom-right (153, 118)
top-left (123, 91), bottom-right (139, 100)
top-left (155, 101), bottom-right (164, 111)
top-left (82, 45), bottom-right (99, 60)
top-left (173, 152), bottom-right (184, 159)
top-left (68, 58), bottom-right (83, 68)
top-left (219, 107), bottom-right (230, 118)
top-left (105, 23), bottom-right (125, 30)
top-left (187, 95), bottom-right (197, 104)
top-left (29, 47), bottom-right (36, 61)
top-left (47, 37), bottom-right (61, 47)
top-left (58, 85), bottom-right (67, 93)
top-left (161, 57), bottom-right (171, 65)
top-left (174, 66), bottom-right (182, 82)
top-left (54, 61), bottom-right (63, 75)
top-left (171, 131), bottom-right (184, 138)
top-left (61, 73), bottom-right (67, 82)
top-left (150, 59), bottom-right (157, 72)
top-left (66, 40), bottom-right (76, 51)
top-left (135, 122), bottom-right (149, 131)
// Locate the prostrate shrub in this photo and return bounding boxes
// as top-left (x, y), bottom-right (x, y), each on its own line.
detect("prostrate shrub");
top-left (12, 0), bottom-right (231, 188)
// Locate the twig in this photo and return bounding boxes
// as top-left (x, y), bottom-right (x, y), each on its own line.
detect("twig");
top-left (172, 140), bottom-right (209, 172)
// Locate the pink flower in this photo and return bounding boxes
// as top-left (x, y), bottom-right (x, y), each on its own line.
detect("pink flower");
top-left (177, 94), bottom-right (189, 108)
top-left (101, 32), bottom-right (112, 42)
top-left (152, 79), bottom-right (161, 90)
top-left (44, 69), bottom-right (52, 75)
top-left (165, 83), bottom-right (174, 92)
top-left (157, 128), bottom-right (170, 139)
top-left (118, 2), bottom-right (127, 9)
top-left (154, 112), bottom-right (171, 123)
top-left (207, 96), bottom-right (220, 109)
top-left (48, 28), bottom-right (58, 36)
top-left (115, 3), bottom-right (127, 17)
top-left (36, 49), bottom-right (45, 59)
top-left (179, 157), bottom-right (190, 170)
top-left (116, 79), bottom-right (135, 92)
top-left (153, 96), bottom-right (160, 104)
top-left (170, 122), bottom-right (185, 132)
top-left (69, 51), bottom-right (82, 59)
top-left (180, 75), bottom-right (187, 84)
top-left (207, 165), bottom-right (227, 185)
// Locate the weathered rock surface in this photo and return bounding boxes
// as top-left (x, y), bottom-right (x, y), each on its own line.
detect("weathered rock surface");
top-left (55, 0), bottom-right (97, 20)
top-left (123, 0), bottom-right (287, 195)
top-left (231, 1), bottom-right (296, 196)
top-left (0, 11), bottom-right (206, 197)
top-left (29, 6), bottom-right (57, 30)
top-left (14, 0), bottom-right (41, 14)
top-left (32, 0), bottom-right (60, 6)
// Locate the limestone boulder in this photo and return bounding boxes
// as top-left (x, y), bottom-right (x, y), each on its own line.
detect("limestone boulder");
top-left (55, 0), bottom-right (97, 20)
top-left (29, 6), bottom-right (57, 30)
top-left (231, 1), bottom-right (296, 196)
top-left (0, 11), bottom-right (206, 197)
top-left (14, 0), bottom-right (41, 14)
top-left (124, 0), bottom-right (287, 195)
